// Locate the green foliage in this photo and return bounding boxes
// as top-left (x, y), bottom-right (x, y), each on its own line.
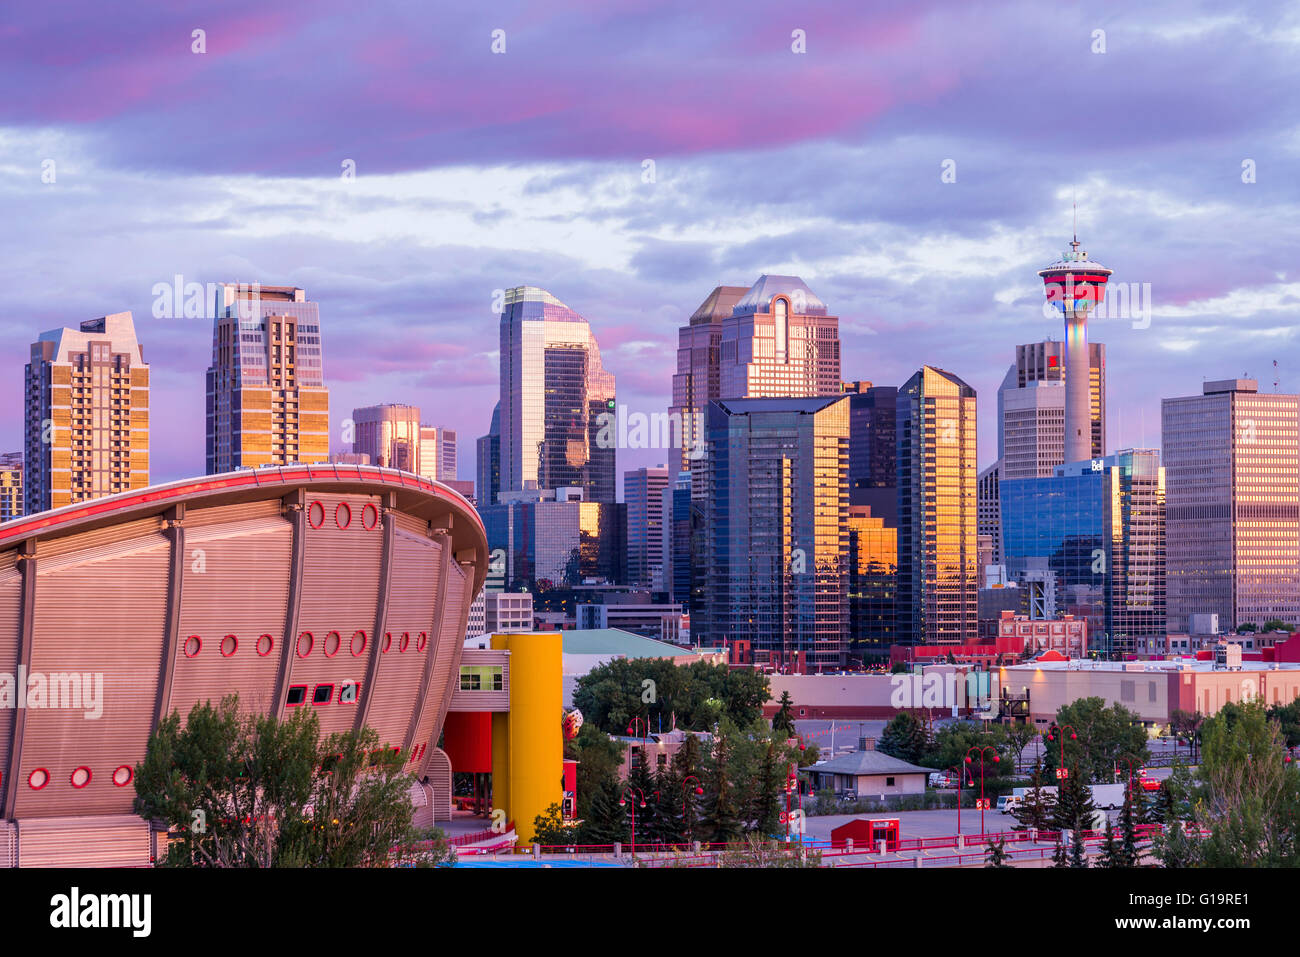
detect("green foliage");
top-left (716, 835), bottom-right (822, 868)
top-left (772, 690), bottom-right (796, 737)
top-left (572, 658), bottom-right (770, 734)
top-left (924, 721), bottom-right (1012, 780)
top-left (1118, 784), bottom-right (1139, 866)
top-left (1050, 761), bottom-right (1098, 834)
top-left (1098, 819), bottom-right (1120, 868)
top-left (567, 723), bottom-right (625, 823)
top-left (531, 803), bottom-right (575, 847)
top-left (1047, 698), bottom-right (1150, 784)
top-left (1267, 697), bottom-right (1300, 749)
top-left (1262, 619), bottom-right (1291, 633)
top-left (878, 711), bottom-right (929, 765)
top-left (984, 837), bottom-right (1010, 868)
top-left (1009, 759), bottom-right (1057, 831)
top-left (135, 694), bottom-right (416, 867)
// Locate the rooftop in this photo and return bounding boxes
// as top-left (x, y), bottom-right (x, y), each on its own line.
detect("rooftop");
top-left (801, 749), bottom-right (934, 777)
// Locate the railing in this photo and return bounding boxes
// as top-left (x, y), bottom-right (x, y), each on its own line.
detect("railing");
top-left (450, 821), bottom-right (515, 847)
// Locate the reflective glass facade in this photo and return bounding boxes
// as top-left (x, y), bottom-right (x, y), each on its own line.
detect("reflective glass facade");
top-left (1001, 450), bottom-right (1165, 657)
top-left (847, 505), bottom-right (897, 656)
top-left (896, 367), bottom-right (978, 645)
top-left (670, 286), bottom-right (747, 474)
top-left (1162, 380), bottom-right (1300, 632)
top-left (476, 402), bottom-right (501, 507)
top-left (719, 276), bottom-right (841, 401)
top-left (842, 381), bottom-right (897, 524)
top-left (624, 465), bottom-right (668, 588)
top-left (498, 286), bottom-right (615, 502)
top-left (481, 497), bottom-right (626, 591)
top-left (697, 396), bottom-right (849, 670)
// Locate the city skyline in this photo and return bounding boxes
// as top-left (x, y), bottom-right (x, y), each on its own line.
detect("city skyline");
top-left (3, 1), bottom-right (1296, 489)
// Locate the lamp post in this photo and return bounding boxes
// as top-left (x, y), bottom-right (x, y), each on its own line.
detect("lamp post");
top-left (965, 745), bottom-right (1000, 836)
top-left (619, 786), bottom-right (652, 858)
top-left (681, 775), bottom-right (704, 844)
top-left (947, 764), bottom-right (971, 835)
top-left (1045, 723), bottom-right (1079, 795)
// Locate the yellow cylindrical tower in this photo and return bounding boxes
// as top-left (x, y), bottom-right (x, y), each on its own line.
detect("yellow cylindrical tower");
top-left (490, 632), bottom-right (563, 846)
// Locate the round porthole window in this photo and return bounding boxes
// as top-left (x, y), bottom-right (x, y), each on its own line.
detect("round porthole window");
top-left (350, 630), bottom-right (368, 657)
top-left (29, 768), bottom-right (49, 790)
top-left (71, 767), bottom-right (92, 789)
top-left (296, 631), bottom-right (314, 658)
top-left (256, 634), bottom-right (274, 657)
top-left (324, 631), bottom-right (341, 657)
top-left (220, 634), bottom-right (238, 657)
top-left (307, 501), bottom-right (325, 528)
top-left (399, 632), bottom-right (410, 653)
top-left (335, 502), bottom-right (352, 529)
top-left (112, 765), bottom-right (133, 787)
top-left (184, 635), bottom-right (202, 658)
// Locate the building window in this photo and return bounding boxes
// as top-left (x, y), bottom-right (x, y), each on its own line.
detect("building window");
top-left (886, 777), bottom-right (895, 787)
top-left (312, 684), bottom-right (334, 706)
top-left (286, 685), bottom-right (307, 707)
top-left (459, 665), bottom-right (504, 691)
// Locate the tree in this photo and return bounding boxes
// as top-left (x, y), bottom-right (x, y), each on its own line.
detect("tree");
top-left (532, 803), bottom-right (576, 847)
top-left (703, 732), bottom-right (742, 844)
top-left (1010, 759), bottom-right (1057, 832)
top-left (1098, 819), bottom-right (1120, 868)
top-left (1002, 723), bottom-right (1040, 773)
top-left (1236, 622), bottom-right (1257, 634)
top-left (1048, 698), bottom-right (1150, 785)
top-left (673, 734), bottom-right (706, 843)
top-left (716, 835), bottom-right (822, 868)
top-left (1267, 698), bottom-right (1300, 749)
top-left (1050, 761), bottom-right (1097, 835)
top-left (1069, 822), bottom-right (1088, 868)
top-left (984, 837), bottom-right (1010, 868)
top-left (1153, 819), bottom-right (1199, 868)
top-left (576, 777), bottom-right (630, 846)
top-left (1119, 783), bottom-right (1139, 866)
top-left (135, 694), bottom-right (416, 867)
top-left (746, 740), bottom-right (784, 837)
top-left (1262, 619), bottom-right (1291, 633)
top-left (567, 723), bottom-right (625, 823)
top-left (1169, 710), bottom-right (1204, 764)
top-left (572, 658), bottom-right (770, 735)
top-left (879, 711), bottom-right (929, 765)
top-left (772, 690), bottom-right (796, 737)
top-left (924, 722), bottom-right (1011, 780)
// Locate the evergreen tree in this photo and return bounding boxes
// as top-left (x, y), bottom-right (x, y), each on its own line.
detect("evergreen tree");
top-left (1069, 823), bottom-right (1088, 868)
top-left (1119, 783), bottom-right (1139, 866)
top-left (703, 733), bottom-right (742, 844)
top-left (1154, 819), bottom-right (1199, 868)
top-left (1098, 819), bottom-right (1120, 868)
top-left (674, 735), bottom-right (706, 844)
top-left (1010, 759), bottom-right (1057, 831)
top-left (1051, 837), bottom-right (1069, 868)
top-left (576, 778), bottom-right (630, 846)
top-left (772, 691), bottom-right (797, 738)
top-left (626, 748), bottom-right (663, 848)
top-left (984, 837), bottom-right (1010, 868)
top-left (1050, 761), bottom-right (1097, 834)
top-left (749, 740), bottom-right (783, 837)
top-left (879, 711), bottom-right (930, 765)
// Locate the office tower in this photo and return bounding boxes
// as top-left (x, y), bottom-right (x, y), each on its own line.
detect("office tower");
top-left (976, 461), bottom-right (1001, 566)
top-left (205, 284), bottom-right (329, 474)
top-left (1163, 379), bottom-right (1300, 633)
top-left (0, 452), bottom-right (23, 522)
top-left (480, 489), bottom-right (626, 591)
top-left (419, 426), bottom-right (439, 481)
top-left (1038, 240), bottom-right (1112, 464)
top-left (1001, 449), bottom-right (1166, 657)
top-left (477, 402), bottom-right (501, 506)
top-left (841, 381), bottom-right (898, 523)
top-left (484, 591), bottom-right (534, 633)
top-left (353, 403), bottom-right (421, 472)
top-left (847, 505), bottom-right (897, 659)
top-left (998, 341), bottom-right (1105, 467)
top-left (415, 424), bottom-right (458, 483)
top-left (719, 275), bottom-right (842, 400)
top-left (1000, 380), bottom-right (1066, 479)
top-left (697, 396), bottom-right (850, 671)
top-left (661, 471), bottom-right (692, 607)
top-left (498, 286), bottom-right (615, 502)
top-left (895, 366), bottom-right (978, 645)
top-left (624, 465), bottom-right (669, 589)
top-left (25, 312), bottom-right (149, 513)
top-left (437, 428), bottom-right (457, 480)
top-left (669, 286), bottom-right (748, 474)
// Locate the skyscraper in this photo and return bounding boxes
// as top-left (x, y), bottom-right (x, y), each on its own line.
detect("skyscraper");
top-left (1001, 450), bottom-right (1165, 657)
top-left (895, 366), bottom-right (978, 645)
top-left (661, 471), bottom-right (692, 608)
top-left (205, 284), bottom-right (329, 474)
top-left (719, 275), bottom-right (841, 400)
top-left (976, 461), bottom-right (1001, 566)
top-left (353, 403), bottom-right (421, 472)
top-left (25, 312), bottom-right (149, 513)
top-left (498, 286), bottom-right (615, 502)
top-left (997, 340), bottom-right (1106, 468)
top-left (697, 395), bottom-right (850, 671)
top-left (1162, 379), bottom-right (1300, 633)
top-left (436, 428), bottom-right (457, 480)
top-left (416, 424), bottom-right (457, 482)
top-left (669, 285), bottom-right (747, 474)
top-left (1038, 240), bottom-right (1112, 465)
top-left (476, 403), bottom-right (501, 507)
top-left (624, 465), bottom-right (669, 589)
top-left (841, 381), bottom-right (897, 523)
top-left (847, 504), bottom-right (897, 658)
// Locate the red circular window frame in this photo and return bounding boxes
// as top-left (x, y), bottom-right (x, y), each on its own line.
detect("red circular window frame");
top-left (416, 631), bottom-right (428, 652)
top-left (399, 632), bottom-right (411, 653)
top-left (323, 630), bottom-right (341, 658)
top-left (29, 768), bottom-right (49, 790)
top-left (256, 633), bottom-right (274, 657)
top-left (296, 631), bottom-right (314, 658)
top-left (70, 766), bottom-right (92, 789)
top-left (350, 630), bottom-right (368, 657)
top-left (183, 635), bottom-right (202, 658)
top-left (361, 503), bottom-right (380, 530)
top-left (335, 502), bottom-right (352, 529)
top-left (307, 500), bottom-right (325, 528)
top-left (112, 765), bottom-right (133, 787)
top-left (381, 632), bottom-right (392, 654)
top-left (220, 634), bottom-right (238, 658)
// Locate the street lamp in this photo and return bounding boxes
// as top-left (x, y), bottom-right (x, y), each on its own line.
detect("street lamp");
top-left (964, 745), bottom-right (1000, 835)
top-left (619, 786), bottom-right (653, 857)
top-left (1045, 723), bottom-right (1080, 794)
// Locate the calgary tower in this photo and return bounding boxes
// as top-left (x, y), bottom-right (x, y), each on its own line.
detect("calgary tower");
top-left (1038, 234), bottom-right (1111, 464)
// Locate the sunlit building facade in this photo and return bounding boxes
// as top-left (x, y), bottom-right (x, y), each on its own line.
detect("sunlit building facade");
top-left (847, 505), bottom-right (897, 657)
top-left (1162, 379), bottom-right (1300, 633)
top-left (669, 285), bottom-right (748, 474)
top-left (25, 312), bottom-right (149, 513)
top-left (896, 367), bottom-right (978, 645)
top-left (0, 454), bottom-right (21, 522)
top-left (353, 403), bottom-right (421, 472)
top-left (999, 340), bottom-right (1106, 465)
top-left (1001, 449), bottom-right (1166, 657)
top-left (205, 284), bottom-right (329, 474)
top-left (697, 396), bottom-right (850, 670)
top-left (480, 490), bottom-right (626, 591)
top-left (719, 275), bottom-right (841, 401)
top-left (498, 286), bottom-right (615, 503)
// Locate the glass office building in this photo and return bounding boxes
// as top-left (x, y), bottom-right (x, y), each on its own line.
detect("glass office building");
top-left (1000, 449), bottom-right (1165, 657)
top-left (480, 492), bottom-right (626, 591)
top-left (847, 505), bottom-right (897, 657)
top-left (498, 286), bottom-right (615, 503)
top-left (696, 395), bottom-right (849, 670)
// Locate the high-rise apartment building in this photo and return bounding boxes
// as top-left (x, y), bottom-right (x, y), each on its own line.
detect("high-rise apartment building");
top-left (1162, 379), bottom-right (1300, 633)
top-left (0, 452), bottom-right (24, 522)
top-left (895, 367), bottom-right (978, 645)
top-left (498, 286), bottom-right (615, 503)
top-left (436, 428), bottom-right (457, 480)
top-left (624, 465), bottom-right (669, 589)
top-left (669, 286), bottom-right (748, 474)
top-left (661, 471), bottom-right (693, 608)
top-left (1001, 449), bottom-right (1165, 657)
top-left (353, 403), bottom-right (421, 472)
top-left (697, 396), bottom-right (850, 670)
top-left (205, 284), bottom-right (328, 474)
top-left (25, 312), bottom-right (149, 513)
top-left (477, 402), bottom-right (501, 507)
